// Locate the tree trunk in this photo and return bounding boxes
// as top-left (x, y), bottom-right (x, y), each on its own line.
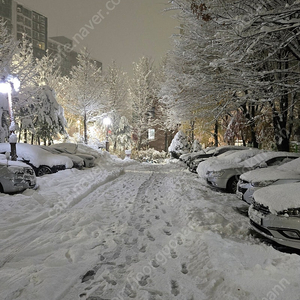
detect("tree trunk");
top-left (190, 120), bottom-right (195, 144)
top-left (272, 51), bottom-right (291, 152)
top-left (164, 130), bottom-right (169, 153)
top-left (214, 120), bottom-right (218, 147)
top-left (24, 129), bottom-right (27, 143)
top-left (84, 111), bottom-right (88, 144)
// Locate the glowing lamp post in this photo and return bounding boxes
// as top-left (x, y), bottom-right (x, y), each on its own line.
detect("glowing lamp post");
top-left (103, 116), bottom-right (111, 152)
top-left (0, 76), bottom-right (20, 161)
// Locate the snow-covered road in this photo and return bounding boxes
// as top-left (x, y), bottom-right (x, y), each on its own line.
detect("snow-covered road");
top-left (0, 156), bottom-right (300, 300)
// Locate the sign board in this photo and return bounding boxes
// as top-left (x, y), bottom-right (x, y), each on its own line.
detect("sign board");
top-left (148, 129), bottom-right (155, 140)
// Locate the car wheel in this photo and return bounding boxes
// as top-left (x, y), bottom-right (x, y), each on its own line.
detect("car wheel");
top-left (227, 177), bottom-right (238, 193)
top-left (0, 183), bottom-right (3, 193)
top-left (37, 166), bottom-right (52, 176)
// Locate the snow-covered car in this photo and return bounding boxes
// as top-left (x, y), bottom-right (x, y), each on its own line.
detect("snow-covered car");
top-left (179, 147), bottom-right (216, 164)
top-left (204, 149), bottom-right (265, 192)
top-left (0, 155), bottom-right (37, 193)
top-left (179, 150), bottom-right (205, 163)
top-left (39, 145), bottom-right (84, 169)
top-left (0, 143), bottom-right (73, 176)
top-left (189, 145), bottom-right (249, 173)
top-left (249, 182), bottom-right (300, 250)
top-left (237, 154), bottom-right (300, 204)
top-left (49, 143), bottom-right (95, 168)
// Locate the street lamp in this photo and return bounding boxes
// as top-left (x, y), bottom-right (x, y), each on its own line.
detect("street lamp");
top-left (0, 76), bottom-right (20, 161)
top-left (103, 116), bottom-right (111, 152)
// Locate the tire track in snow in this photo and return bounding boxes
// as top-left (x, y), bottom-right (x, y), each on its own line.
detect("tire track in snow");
top-left (0, 168), bottom-right (124, 269)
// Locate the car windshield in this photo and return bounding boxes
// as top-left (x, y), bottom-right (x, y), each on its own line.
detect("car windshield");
top-left (205, 148), bottom-right (216, 155)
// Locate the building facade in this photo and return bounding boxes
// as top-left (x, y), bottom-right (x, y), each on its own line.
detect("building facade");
top-left (48, 36), bottom-right (102, 76)
top-left (0, 1), bottom-right (101, 69)
top-left (0, 0), bottom-right (13, 32)
top-left (0, 0), bottom-right (48, 59)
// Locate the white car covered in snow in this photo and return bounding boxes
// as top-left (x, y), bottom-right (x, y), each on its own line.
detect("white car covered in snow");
top-left (249, 182), bottom-right (300, 250)
top-left (0, 143), bottom-right (73, 176)
top-left (198, 148), bottom-right (262, 192)
top-left (49, 143), bottom-right (95, 168)
top-left (237, 154), bottom-right (300, 204)
top-left (189, 146), bottom-right (249, 173)
top-left (0, 155), bottom-right (37, 193)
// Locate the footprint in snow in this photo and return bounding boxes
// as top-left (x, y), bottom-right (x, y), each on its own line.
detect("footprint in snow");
top-left (165, 221), bottom-right (172, 227)
top-left (103, 275), bottom-right (117, 285)
top-left (139, 245), bottom-right (147, 253)
top-left (124, 283), bottom-right (137, 298)
top-left (152, 260), bottom-right (159, 268)
top-left (155, 215), bottom-right (160, 220)
top-left (181, 263), bottom-right (188, 274)
top-left (170, 249), bottom-right (177, 259)
top-left (81, 270), bottom-right (95, 283)
top-left (138, 275), bottom-right (149, 286)
top-left (139, 227), bottom-right (145, 233)
top-left (163, 229), bottom-right (172, 236)
top-left (177, 236), bottom-right (183, 245)
top-left (147, 231), bottom-right (155, 241)
top-left (171, 280), bottom-right (180, 296)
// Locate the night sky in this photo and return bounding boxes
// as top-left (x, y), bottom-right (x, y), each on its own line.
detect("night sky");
top-left (18, 0), bottom-right (179, 73)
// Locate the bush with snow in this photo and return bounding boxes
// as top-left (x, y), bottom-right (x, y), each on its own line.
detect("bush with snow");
top-left (133, 148), bottom-right (167, 163)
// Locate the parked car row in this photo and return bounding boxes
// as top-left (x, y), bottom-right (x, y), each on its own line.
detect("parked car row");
top-left (181, 146), bottom-right (300, 250)
top-left (180, 145), bottom-right (250, 173)
top-left (0, 142), bottom-right (96, 194)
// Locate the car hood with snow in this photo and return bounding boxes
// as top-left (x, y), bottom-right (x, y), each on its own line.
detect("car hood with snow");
top-left (240, 156), bottom-right (300, 183)
top-left (253, 182), bottom-right (300, 214)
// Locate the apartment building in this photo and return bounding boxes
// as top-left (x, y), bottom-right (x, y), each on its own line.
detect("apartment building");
top-left (48, 36), bottom-right (102, 76)
top-left (0, 0), bottom-right (48, 59)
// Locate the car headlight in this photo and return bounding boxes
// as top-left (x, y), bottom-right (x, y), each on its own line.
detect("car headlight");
top-left (278, 208), bottom-right (300, 217)
top-left (251, 180), bottom-right (276, 187)
top-left (208, 170), bottom-right (225, 178)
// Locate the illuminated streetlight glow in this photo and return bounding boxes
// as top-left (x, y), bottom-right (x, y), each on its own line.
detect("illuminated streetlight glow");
top-left (103, 116), bottom-right (112, 126)
top-left (103, 116), bottom-right (112, 152)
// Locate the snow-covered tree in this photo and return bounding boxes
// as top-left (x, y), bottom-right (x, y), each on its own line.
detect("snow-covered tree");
top-left (168, 130), bottom-right (190, 158)
top-left (163, 0), bottom-right (300, 151)
top-left (130, 56), bottom-right (159, 150)
top-left (191, 139), bottom-right (202, 152)
top-left (102, 61), bottom-right (131, 152)
top-left (64, 48), bottom-right (104, 144)
top-left (31, 86), bottom-right (66, 145)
